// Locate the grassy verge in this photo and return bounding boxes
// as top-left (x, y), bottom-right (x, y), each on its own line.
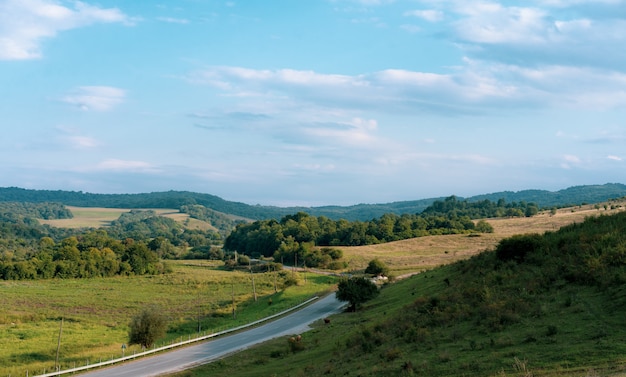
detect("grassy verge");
top-left (166, 263), bottom-right (626, 377)
top-left (0, 261), bottom-right (337, 376)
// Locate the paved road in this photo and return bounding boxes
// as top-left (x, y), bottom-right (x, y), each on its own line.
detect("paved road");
top-left (78, 295), bottom-right (345, 377)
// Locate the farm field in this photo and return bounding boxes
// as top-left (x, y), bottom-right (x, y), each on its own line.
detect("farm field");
top-left (0, 260), bottom-right (336, 377)
top-left (38, 206), bottom-right (216, 232)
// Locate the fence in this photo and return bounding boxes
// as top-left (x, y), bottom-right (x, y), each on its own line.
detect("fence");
top-left (28, 296), bottom-right (319, 377)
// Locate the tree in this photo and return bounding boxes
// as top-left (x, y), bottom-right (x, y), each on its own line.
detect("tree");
top-left (475, 220), bottom-right (494, 233)
top-left (128, 305), bottom-right (168, 348)
top-left (336, 277), bottom-right (379, 311)
top-left (364, 258), bottom-right (389, 276)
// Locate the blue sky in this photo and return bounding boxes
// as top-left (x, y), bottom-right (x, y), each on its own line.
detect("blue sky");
top-left (1, 0), bottom-right (626, 206)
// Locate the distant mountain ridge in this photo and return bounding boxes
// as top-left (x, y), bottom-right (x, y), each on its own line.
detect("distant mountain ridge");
top-left (1, 183), bottom-right (625, 221)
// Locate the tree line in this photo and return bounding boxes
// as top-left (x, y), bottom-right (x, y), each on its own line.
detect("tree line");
top-left (3, 184), bottom-right (626, 222)
top-left (0, 208), bottom-right (224, 280)
top-left (0, 230), bottom-right (168, 280)
top-left (223, 196), bottom-right (547, 265)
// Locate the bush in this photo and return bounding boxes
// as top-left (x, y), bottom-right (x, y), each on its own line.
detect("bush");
top-left (365, 258), bottom-right (389, 276)
top-left (495, 234), bottom-right (543, 263)
top-left (336, 276), bottom-right (380, 311)
top-left (128, 305), bottom-right (168, 348)
top-left (475, 220), bottom-right (494, 233)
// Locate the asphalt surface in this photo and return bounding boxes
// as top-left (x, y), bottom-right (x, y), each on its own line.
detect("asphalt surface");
top-left (78, 294), bottom-right (345, 377)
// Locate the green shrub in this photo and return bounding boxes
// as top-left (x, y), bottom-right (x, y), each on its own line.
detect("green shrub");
top-left (495, 234), bottom-right (543, 263)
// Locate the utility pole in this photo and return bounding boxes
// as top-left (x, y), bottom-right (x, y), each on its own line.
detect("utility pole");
top-left (55, 317), bottom-right (63, 371)
top-left (293, 252), bottom-right (297, 278)
top-left (197, 288), bottom-right (201, 333)
top-left (273, 265), bottom-right (278, 293)
top-left (251, 272), bottom-right (257, 301)
top-left (231, 282), bottom-right (236, 319)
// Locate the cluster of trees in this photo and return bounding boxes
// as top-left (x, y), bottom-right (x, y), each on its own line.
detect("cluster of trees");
top-left (0, 208), bottom-right (223, 266)
top-left (180, 204), bottom-right (244, 237)
top-left (0, 230), bottom-right (168, 280)
top-left (422, 196), bottom-right (539, 218)
top-left (0, 202), bottom-right (73, 220)
top-left (224, 207), bottom-right (493, 263)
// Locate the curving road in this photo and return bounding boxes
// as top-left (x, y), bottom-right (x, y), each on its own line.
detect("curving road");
top-left (78, 295), bottom-right (345, 377)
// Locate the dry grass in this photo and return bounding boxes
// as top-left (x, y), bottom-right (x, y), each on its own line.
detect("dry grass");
top-left (339, 203), bottom-right (626, 276)
top-left (38, 206), bottom-right (216, 231)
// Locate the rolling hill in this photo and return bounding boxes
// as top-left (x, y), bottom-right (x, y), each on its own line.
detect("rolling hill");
top-left (168, 207), bottom-right (626, 377)
top-left (1, 183), bottom-right (626, 221)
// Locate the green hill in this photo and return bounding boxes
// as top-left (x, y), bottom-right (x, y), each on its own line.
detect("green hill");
top-left (174, 211), bottom-right (626, 376)
top-left (2, 183), bottom-right (626, 221)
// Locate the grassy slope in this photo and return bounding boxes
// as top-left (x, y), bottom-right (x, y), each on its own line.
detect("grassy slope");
top-left (168, 205), bottom-right (626, 377)
top-left (339, 204), bottom-right (620, 276)
top-left (0, 261), bottom-right (336, 376)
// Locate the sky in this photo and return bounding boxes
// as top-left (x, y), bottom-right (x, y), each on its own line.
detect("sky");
top-left (1, 0), bottom-right (626, 207)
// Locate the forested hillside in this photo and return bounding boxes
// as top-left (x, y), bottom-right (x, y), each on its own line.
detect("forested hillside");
top-left (2, 183), bottom-right (625, 221)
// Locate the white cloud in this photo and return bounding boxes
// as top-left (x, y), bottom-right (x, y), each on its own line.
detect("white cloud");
top-left (535, 0), bottom-right (624, 7)
top-left (302, 119), bottom-right (380, 148)
top-left (0, 0), bottom-right (132, 60)
top-left (564, 155), bottom-right (581, 163)
top-left (400, 24), bottom-right (422, 33)
top-left (67, 135), bottom-right (99, 149)
top-left (608, 155), bottom-right (623, 161)
top-left (404, 9), bottom-right (444, 22)
top-left (157, 17), bottom-right (190, 24)
top-left (62, 86), bottom-right (126, 111)
top-left (97, 159), bottom-right (159, 173)
top-left (445, 1), bottom-right (626, 71)
top-left (335, 0), bottom-right (395, 5)
top-left (454, 4), bottom-right (549, 45)
top-left (190, 62), bottom-right (626, 118)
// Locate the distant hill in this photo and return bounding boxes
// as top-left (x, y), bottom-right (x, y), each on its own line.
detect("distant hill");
top-left (468, 183), bottom-right (626, 208)
top-left (1, 183), bottom-right (625, 221)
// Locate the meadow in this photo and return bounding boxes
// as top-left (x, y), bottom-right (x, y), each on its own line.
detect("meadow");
top-left (5, 202), bottom-right (624, 376)
top-left (167, 205), bottom-right (626, 377)
top-left (338, 204), bottom-right (620, 276)
top-left (0, 261), bottom-right (336, 377)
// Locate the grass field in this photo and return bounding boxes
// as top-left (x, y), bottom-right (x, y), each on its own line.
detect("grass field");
top-left (338, 204), bottom-right (625, 276)
top-left (10, 202), bottom-right (626, 376)
top-left (0, 261), bottom-right (337, 377)
top-left (38, 206), bottom-right (216, 231)
top-left (165, 204), bottom-right (626, 377)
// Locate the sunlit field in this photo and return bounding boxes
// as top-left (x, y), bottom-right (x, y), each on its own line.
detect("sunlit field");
top-left (338, 204), bottom-right (625, 276)
top-left (0, 260), bottom-right (336, 377)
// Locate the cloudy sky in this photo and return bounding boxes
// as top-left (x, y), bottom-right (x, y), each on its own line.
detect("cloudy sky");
top-left (1, 0), bottom-right (625, 206)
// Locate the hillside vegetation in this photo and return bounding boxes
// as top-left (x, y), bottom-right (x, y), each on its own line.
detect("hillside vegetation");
top-left (170, 208), bottom-right (626, 377)
top-left (0, 261), bottom-right (336, 377)
top-left (2, 183), bottom-right (626, 221)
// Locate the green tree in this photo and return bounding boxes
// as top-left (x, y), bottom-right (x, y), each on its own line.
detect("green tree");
top-left (336, 277), bottom-right (379, 311)
top-left (128, 305), bottom-right (168, 348)
top-left (364, 258), bottom-right (389, 276)
top-left (475, 220), bottom-right (494, 233)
